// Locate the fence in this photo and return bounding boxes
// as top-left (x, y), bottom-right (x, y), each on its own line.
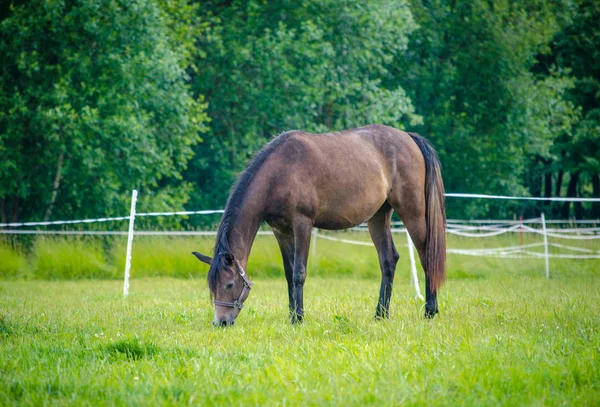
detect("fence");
top-left (1, 191), bottom-right (599, 299)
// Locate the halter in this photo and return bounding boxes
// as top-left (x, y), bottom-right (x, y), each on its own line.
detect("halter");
top-left (213, 260), bottom-right (252, 310)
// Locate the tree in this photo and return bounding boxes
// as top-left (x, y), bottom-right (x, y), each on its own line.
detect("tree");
top-left (0, 0), bottom-right (208, 223)
top-left (185, 0), bottom-right (420, 213)
top-left (535, 0), bottom-right (600, 218)
top-left (396, 0), bottom-right (579, 218)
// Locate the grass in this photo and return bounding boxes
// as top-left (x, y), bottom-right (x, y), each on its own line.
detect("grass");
top-left (32, 237), bottom-right (116, 279)
top-left (1, 230), bottom-right (599, 281)
top-left (0, 275), bottom-right (599, 406)
top-left (0, 240), bottom-right (29, 278)
top-left (0, 232), bottom-right (598, 405)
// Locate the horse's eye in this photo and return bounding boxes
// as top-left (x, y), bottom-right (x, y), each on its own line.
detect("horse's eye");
top-left (225, 282), bottom-right (234, 290)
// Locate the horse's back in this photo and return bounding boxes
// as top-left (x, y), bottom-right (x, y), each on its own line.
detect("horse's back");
top-left (263, 125), bottom-right (426, 230)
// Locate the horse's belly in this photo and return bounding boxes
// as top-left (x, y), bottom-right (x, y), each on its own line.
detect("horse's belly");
top-left (313, 188), bottom-right (387, 230)
top-left (313, 216), bottom-right (363, 230)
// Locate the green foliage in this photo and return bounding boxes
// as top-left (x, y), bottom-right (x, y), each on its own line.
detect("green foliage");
top-left (0, 0), bottom-right (598, 224)
top-left (0, 0), bottom-right (208, 223)
top-left (533, 0), bottom-right (600, 218)
top-left (186, 0), bottom-right (420, 211)
top-left (397, 0), bottom-right (581, 217)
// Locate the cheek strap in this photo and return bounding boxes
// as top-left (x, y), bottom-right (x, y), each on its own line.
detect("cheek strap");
top-left (213, 262), bottom-right (252, 309)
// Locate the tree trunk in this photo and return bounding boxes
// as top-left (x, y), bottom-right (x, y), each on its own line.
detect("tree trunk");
top-left (44, 151), bottom-right (65, 222)
top-left (592, 173), bottom-right (600, 219)
top-left (544, 172), bottom-right (552, 197)
top-left (10, 195), bottom-right (20, 223)
top-left (574, 182), bottom-right (583, 219)
top-left (561, 172), bottom-right (579, 219)
top-left (554, 169), bottom-right (564, 218)
top-left (544, 168), bottom-right (553, 214)
top-left (1, 198), bottom-right (6, 224)
top-left (528, 161), bottom-right (542, 217)
top-left (555, 169), bottom-right (564, 196)
top-left (530, 173), bottom-right (542, 197)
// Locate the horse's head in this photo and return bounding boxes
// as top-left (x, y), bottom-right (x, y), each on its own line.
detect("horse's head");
top-left (192, 251), bottom-right (252, 327)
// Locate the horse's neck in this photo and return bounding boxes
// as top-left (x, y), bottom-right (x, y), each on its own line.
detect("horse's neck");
top-left (226, 193), bottom-right (265, 269)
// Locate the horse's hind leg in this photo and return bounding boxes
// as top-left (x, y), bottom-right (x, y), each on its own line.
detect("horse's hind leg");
top-left (399, 214), bottom-right (438, 318)
top-left (368, 204), bottom-right (400, 319)
top-left (389, 194), bottom-right (438, 318)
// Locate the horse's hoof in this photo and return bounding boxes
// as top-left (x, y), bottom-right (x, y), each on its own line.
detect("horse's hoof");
top-left (374, 312), bottom-right (389, 320)
top-left (374, 305), bottom-right (390, 320)
top-left (424, 308), bottom-right (439, 319)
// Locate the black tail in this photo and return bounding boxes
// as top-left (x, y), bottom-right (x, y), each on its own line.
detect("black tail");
top-left (408, 133), bottom-right (446, 293)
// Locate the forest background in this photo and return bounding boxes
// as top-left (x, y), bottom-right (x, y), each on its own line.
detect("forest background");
top-left (1, 0), bottom-right (599, 227)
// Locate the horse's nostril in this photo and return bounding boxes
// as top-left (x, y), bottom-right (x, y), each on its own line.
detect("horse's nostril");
top-left (213, 318), bottom-right (235, 328)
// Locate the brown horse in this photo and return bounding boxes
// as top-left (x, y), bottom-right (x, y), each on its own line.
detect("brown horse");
top-left (192, 124), bottom-right (446, 326)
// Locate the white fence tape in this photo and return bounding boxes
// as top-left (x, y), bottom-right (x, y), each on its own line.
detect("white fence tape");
top-left (136, 210), bottom-right (225, 217)
top-left (447, 224), bottom-right (523, 237)
top-left (0, 230), bottom-right (274, 236)
top-left (3, 193), bottom-right (598, 228)
top-left (314, 232), bottom-right (376, 247)
top-left (0, 216), bottom-right (132, 227)
top-left (446, 219), bottom-right (600, 225)
top-left (519, 224), bottom-right (600, 240)
top-left (446, 249), bottom-right (600, 259)
top-left (549, 243), bottom-right (600, 253)
top-left (2, 192), bottom-right (598, 296)
top-left (0, 209), bottom-right (225, 228)
top-left (445, 193), bottom-right (600, 202)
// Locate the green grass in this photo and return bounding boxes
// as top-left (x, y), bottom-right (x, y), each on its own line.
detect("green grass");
top-left (0, 241), bottom-right (28, 278)
top-left (1, 231), bottom-right (598, 404)
top-left (1, 231), bottom-right (599, 281)
top-left (31, 237), bottom-right (116, 279)
top-left (1, 271), bottom-right (599, 405)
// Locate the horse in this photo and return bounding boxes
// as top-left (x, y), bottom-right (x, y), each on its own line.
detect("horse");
top-left (192, 124), bottom-right (446, 326)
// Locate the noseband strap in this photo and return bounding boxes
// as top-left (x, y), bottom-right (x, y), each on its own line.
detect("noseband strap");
top-left (213, 261), bottom-right (252, 309)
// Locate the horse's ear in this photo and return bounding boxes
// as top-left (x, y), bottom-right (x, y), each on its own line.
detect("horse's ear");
top-left (224, 252), bottom-right (234, 266)
top-left (192, 251), bottom-right (212, 265)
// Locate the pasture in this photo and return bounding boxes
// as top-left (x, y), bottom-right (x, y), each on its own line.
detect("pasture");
top-left (1, 233), bottom-right (599, 405)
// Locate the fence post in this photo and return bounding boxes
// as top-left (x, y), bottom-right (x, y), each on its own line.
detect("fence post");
top-left (541, 212), bottom-right (549, 279)
top-left (123, 190), bottom-right (138, 297)
top-left (406, 230), bottom-right (424, 301)
top-left (311, 228), bottom-right (318, 260)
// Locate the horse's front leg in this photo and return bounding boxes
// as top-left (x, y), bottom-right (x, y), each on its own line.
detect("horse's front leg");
top-left (273, 230), bottom-right (295, 317)
top-left (291, 217), bottom-right (313, 324)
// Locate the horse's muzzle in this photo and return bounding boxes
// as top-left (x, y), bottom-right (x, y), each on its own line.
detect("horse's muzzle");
top-left (213, 319), bottom-right (235, 327)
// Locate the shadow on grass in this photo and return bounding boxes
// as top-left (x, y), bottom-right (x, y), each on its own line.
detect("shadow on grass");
top-left (102, 338), bottom-right (159, 361)
top-left (0, 315), bottom-right (14, 337)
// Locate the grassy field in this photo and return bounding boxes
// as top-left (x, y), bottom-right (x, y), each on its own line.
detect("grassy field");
top-left (1, 230), bottom-right (599, 280)
top-left (1, 232), bottom-right (599, 405)
top-left (1, 275), bottom-right (599, 406)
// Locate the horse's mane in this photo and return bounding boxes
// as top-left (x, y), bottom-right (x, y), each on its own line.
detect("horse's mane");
top-left (207, 130), bottom-right (300, 294)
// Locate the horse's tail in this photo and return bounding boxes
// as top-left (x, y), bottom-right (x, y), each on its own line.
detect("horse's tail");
top-left (408, 133), bottom-right (446, 293)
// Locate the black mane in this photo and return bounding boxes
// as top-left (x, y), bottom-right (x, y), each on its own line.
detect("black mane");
top-left (207, 130), bottom-right (300, 293)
